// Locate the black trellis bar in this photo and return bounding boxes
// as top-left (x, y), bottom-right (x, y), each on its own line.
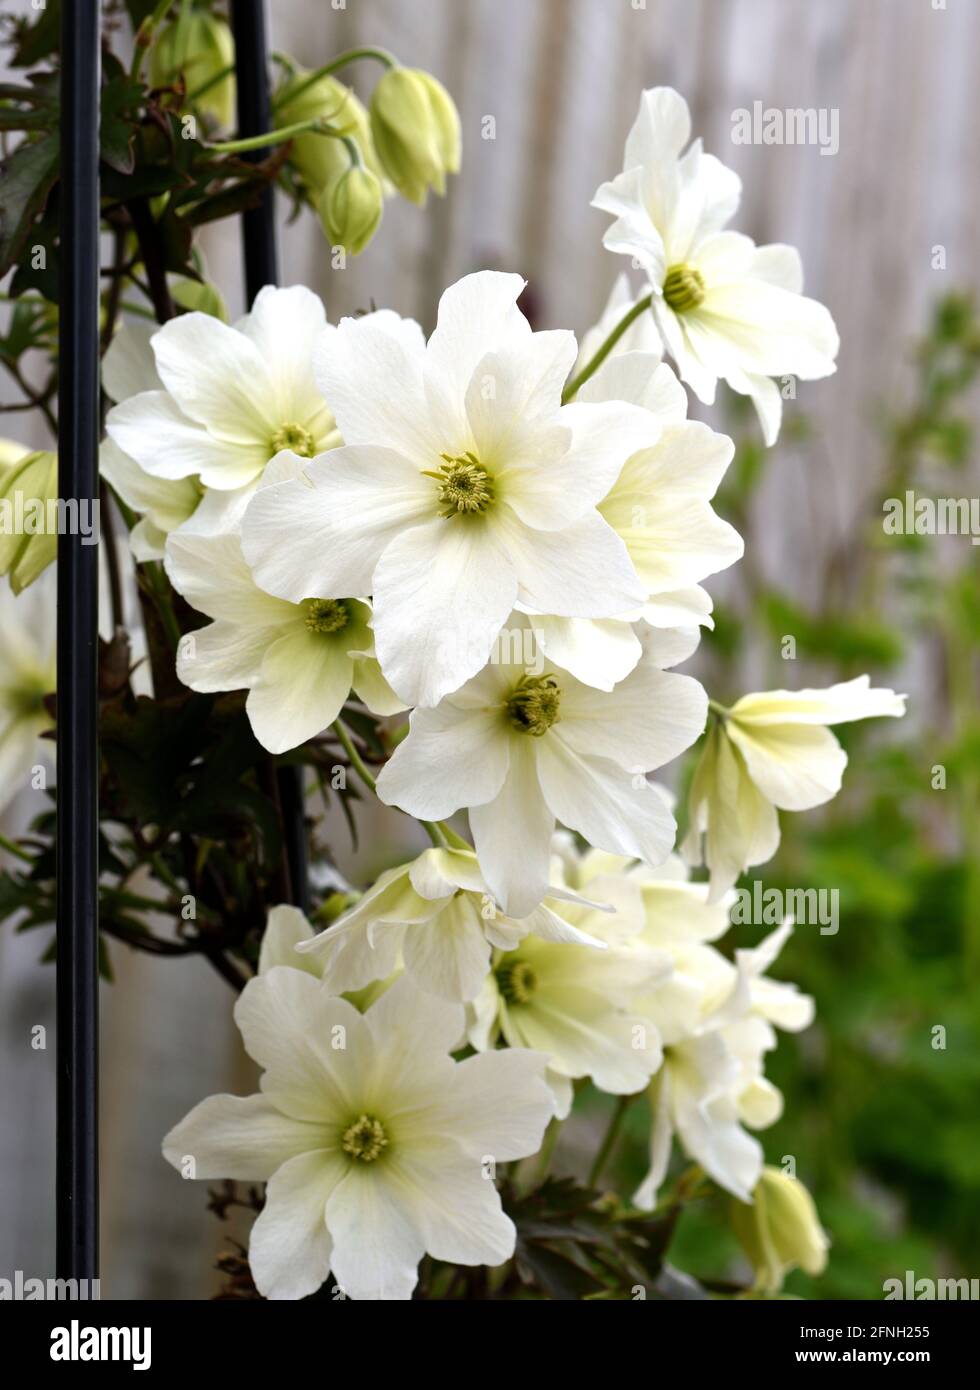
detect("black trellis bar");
top-left (231, 0), bottom-right (310, 913)
top-left (56, 0), bottom-right (101, 1280)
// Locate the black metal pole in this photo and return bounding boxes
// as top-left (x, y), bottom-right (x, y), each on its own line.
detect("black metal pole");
top-left (231, 0), bottom-right (309, 914)
top-left (57, 0), bottom-right (101, 1281)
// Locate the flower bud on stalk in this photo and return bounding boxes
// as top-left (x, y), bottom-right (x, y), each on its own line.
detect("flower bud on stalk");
top-left (0, 449), bottom-right (59, 593)
top-left (319, 163), bottom-right (383, 256)
top-left (369, 67), bottom-right (460, 205)
top-left (731, 1167), bottom-right (830, 1293)
top-left (275, 71), bottom-right (384, 196)
top-left (149, 9), bottom-right (236, 130)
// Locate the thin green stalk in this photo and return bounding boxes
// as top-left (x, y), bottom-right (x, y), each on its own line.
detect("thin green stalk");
top-left (0, 832), bottom-right (32, 863)
top-left (271, 47), bottom-right (398, 111)
top-left (588, 1094), bottom-right (634, 1188)
top-left (209, 116), bottom-right (341, 155)
top-left (561, 291), bottom-right (654, 403)
top-left (532, 1117), bottom-right (562, 1184)
top-left (130, 0), bottom-right (177, 81)
top-left (333, 720), bottom-right (447, 849)
top-left (707, 698), bottom-right (730, 718)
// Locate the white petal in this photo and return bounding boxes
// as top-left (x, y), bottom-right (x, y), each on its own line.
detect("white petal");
top-left (240, 446), bottom-right (432, 601)
top-left (249, 1149), bottom-right (344, 1299)
top-left (324, 1166), bottom-right (426, 1301)
top-left (470, 740), bottom-right (555, 918)
top-left (726, 719), bottom-right (847, 812)
top-left (313, 313), bottom-right (439, 462)
top-left (162, 1092), bottom-right (325, 1180)
top-left (165, 530), bottom-right (294, 625)
top-left (559, 663), bottom-right (707, 770)
top-left (579, 350), bottom-right (687, 426)
top-left (425, 270), bottom-right (529, 403)
top-left (432, 1049), bottom-right (552, 1160)
top-left (372, 517), bottom-right (518, 707)
top-left (402, 893), bottom-right (492, 1001)
top-left (532, 615), bottom-right (641, 691)
top-left (247, 626), bottom-right (354, 754)
top-left (151, 310), bottom-right (278, 439)
top-left (106, 391), bottom-right (267, 489)
top-left (176, 618), bottom-right (272, 692)
top-left (377, 702), bottom-right (509, 821)
top-left (503, 509), bottom-right (645, 617)
top-left (537, 739), bottom-right (677, 869)
top-left (102, 317), bottom-right (162, 401)
top-left (258, 904), bottom-right (319, 975)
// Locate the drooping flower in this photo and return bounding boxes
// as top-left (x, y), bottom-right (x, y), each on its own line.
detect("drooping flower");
top-left (162, 970), bottom-right (554, 1300)
top-left (683, 678), bottom-right (907, 899)
top-left (164, 457), bottom-right (402, 754)
top-left (240, 271), bottom-right (655, 708)
top-left (0, 568), bottom-right (55, 813)
top-left (369, 67), bottom-right (460, 205)
top-left (295, 845), bottom-right (606, 1003)
top-left (376, 617), bottom-right (707, 916)
top-left (0, 446), bottom-right (58, 592)
top-left (634, 913), bottom-right (814, 1208)
top-left (578, 350), bottom-right (743, 630)
top-left (593, 87), bottom-right (839, 444)
top-left (106, 285), bottom-right (341, 494)
top-left (730, 1166), bottom-right (830, 1292)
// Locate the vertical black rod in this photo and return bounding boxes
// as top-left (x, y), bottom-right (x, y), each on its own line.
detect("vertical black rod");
top-left (57, 0), bottom-right (101, 1280)
top-left (231, 0), bottom-right (309, 914)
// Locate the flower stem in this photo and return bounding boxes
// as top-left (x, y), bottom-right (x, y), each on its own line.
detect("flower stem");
top-left (561, 291), bottom-right (654, 404)
top-left (0, 832), bottom-right (32, 863)
top-left (332, 719), bottom-right (447, 850)
top-left (588, 1094), bottom-right (634, 1188)
top-left (532, 1116), bottom-right (562, 1184)
top-left (130, 0), bottom-right (177, 82)
top-left (208, 117), bottom-right (342, 155)
top-left (271, 47), bottom-right (398, 111)
top-left (707, 698), bottom-right (730, 719)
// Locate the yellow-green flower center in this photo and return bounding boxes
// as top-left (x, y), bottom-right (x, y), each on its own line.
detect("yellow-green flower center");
top-left (495, 959), bottom-right (537, 1005)
top-left (662, 263), bottom-right (706, 313)
top-left (304, 598), bottom-right (350, 634)
top-left (423, 452), bottom-right (495, 517)
top-left (341, 1114), bottom-right (389, 1163)
top-left (506, 674), bottom-right (561, 736)
top-left (270, 421), bottom-right (316, 458)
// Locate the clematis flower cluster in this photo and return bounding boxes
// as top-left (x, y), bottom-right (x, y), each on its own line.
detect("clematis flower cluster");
top-left (81, 85), bottom-right (908, 1299)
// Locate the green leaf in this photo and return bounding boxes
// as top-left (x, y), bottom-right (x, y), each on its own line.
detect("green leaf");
top-left (0, 131), bottom-right (60, 280)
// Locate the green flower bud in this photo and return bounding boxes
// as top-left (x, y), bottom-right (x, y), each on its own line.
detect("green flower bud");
top-left (0, 449), bottom-right (59, 593)
top-left (318, 165), bottom-right (383, 256)
top-left (171, 276), bottom-right (229, 321)
top-left (731, 1167), bottom-right (830, 1293)
top-left (369, 67), bottom-right (460, 206)
top-left (149, 9), bottom-right (236, 130)
top-left (274, 71), bottom-right (385, 196)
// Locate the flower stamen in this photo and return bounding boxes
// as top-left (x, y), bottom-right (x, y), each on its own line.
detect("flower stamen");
top-left (422, 452), bottom-right (495, 517)
top-left (270, 422), bottom-right (316, 458)
top-left (341, 1114), bottom-right (389, 1163)
top-left (506, 674), bottom-right (562, 736)
top-left (662, 263), bottom-right (706, 313)
top-left (495, 959), bottom-right (537, 1005)
top-left (304, 598), bottom-right (350, 634)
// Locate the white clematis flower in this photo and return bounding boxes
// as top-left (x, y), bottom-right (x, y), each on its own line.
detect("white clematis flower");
top-left (240, 270), bottom-right (655, 708)
top-left (580, 351), bottom-right (743, 631)
top-left (593, 87), bottom-right (839, 444)
top-left (162, 970), bottom-right (554, 1300)
top-left (165, 491), bottom-right (402, 755)
top-left (106, 285), bottom-right (341, 494)
top-left (635, 916), bottom-right (813, 1208)
top-left (683, 677), bottom-right (907, 899)
top-left (376, 616), bottom-right (707, 917)
top-left (294, 845), bottom-right (606, 1004)
top-left (0, 569), bottom-right (55, 814)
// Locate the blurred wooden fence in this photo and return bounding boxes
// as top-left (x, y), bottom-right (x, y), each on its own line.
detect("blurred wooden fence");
top-left (1, 0), bottom-right (978, 1296)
